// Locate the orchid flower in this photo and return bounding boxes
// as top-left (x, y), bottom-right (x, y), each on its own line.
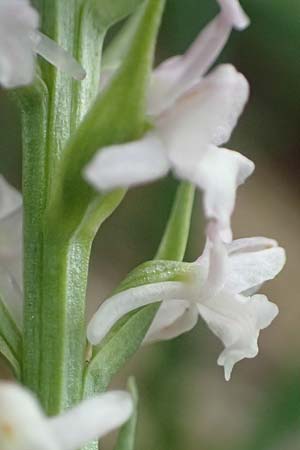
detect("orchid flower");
top-left (84, 0), bottom-right (252, 242)
top-left (87, 237), bottom-right (286, 381)
top-left (0, 0), bottom-right (85, 88)
top-left (0, 381), bottom-right (133, 450)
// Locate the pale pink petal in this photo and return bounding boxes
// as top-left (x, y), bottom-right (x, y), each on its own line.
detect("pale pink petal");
top-left (226, 237), bottom-right (279, 255)
top-left (149, 15), bottom-right (232, 115)
top-left (31, 32), bottom-right (86, 81)
top-left (193, 147), bottom-right (254, 243)
top-left (84, 133), bottom-right (170, 192)
top-left (225, 244), bottom-right (286, 294)
top-left (198, 292), bottom-right (278, 380)
top-left (0, 382), bottom-right (60, 450)
top-left (0, 0), bottom-right (38, 88)
top-left (157, 64), bottom-right (249, 182)
top-left (87, 281), bottom-right (193, 345)
top-left (144, 301), bottom-right (198, 343)
top-left (217, 0), bottom-right (250, 30)
top-left (173, 15), bottom-right (231, 96)
top-left (49, 391), bottom-right (133, 450)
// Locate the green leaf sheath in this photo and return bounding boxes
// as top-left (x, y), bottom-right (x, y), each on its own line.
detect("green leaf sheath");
top-left (155, 182), bottom-right (195, 261)
top-left (0, 296), bottom-right (22, 377)
top-left (102, 6), bottom-right (146, 69)
top-left (114, 377), bottom-right (139, 450)
top-left (72, 0), bottom-right (146, 128)
top-left (84, 305), bottom-right (159, 398)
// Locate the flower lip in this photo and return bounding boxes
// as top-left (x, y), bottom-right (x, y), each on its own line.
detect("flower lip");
top-left (217, 0), bottom-right (250, 30)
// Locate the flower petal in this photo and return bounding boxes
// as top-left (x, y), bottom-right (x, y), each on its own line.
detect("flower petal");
top-left (87, 281), bottom-right (192, 345)
top-left (225, 244), bottom-right (286, 294)
top-left (148, 14), bottom-right (232, 116)
top-left (0, 1), bottom-right (39, 88)
top-left (0, 381), bottom-right (60, 450)
top-left (226, 236), bottom-right (279, 255)
top-left (194, 147), bottom-right (254, 242)
top-left (0, 176), bottom-right (22, 220)
top-left (84, 132), bottom-right (170, 192)
top-left (217, 0), bottom-right (250, 30)
top-left (158, 64), bottom-right (249, 183)
top-left (197, 291), bottom-right (278, 380)
top-left (144, 301), bottom-right (198, 343)
top-left (201, 239), bottom-right (228, 297)
top-left (172, 15), bottom-right (232, 97)
top-left (148, 56), bottom-right (184, 116)
top-left (49, 391), bottom-right (133, 450)
top-left (31, 32), bottom-right (86, 81)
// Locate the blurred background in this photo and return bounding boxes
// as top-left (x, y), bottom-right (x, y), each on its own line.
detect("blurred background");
top-left (1, 0), bottom-right (300, 449)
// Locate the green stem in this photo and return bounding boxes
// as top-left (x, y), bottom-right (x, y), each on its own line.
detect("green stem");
top-left (155, 182), bottom-right (195, 261)
top-left (21, 0), bottom-right (101, 414)
top-left (18, 79), bottom-right (49, 394)
top-left (39, 233), bottom-right (89, 413)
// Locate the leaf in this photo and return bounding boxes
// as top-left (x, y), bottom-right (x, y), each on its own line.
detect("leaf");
top-left (114, 377), bottom-right (138, 450)
top-left (0, 336), bottom-right (20, 379)
top-left (102, 7), bottom-right (145, 69)
top-left (73, 0), bottom-right (146, 128)
top-left (115, 260), bottom-right (197, 294)
top-left (87, 0), bottom-right (146, 27)
top-left (0, 295), bottom-right (22, 378)
top-left (49, 0), bottom-right (166, 236)
top-left (0, 296), bottom-right (22, 363)
top-left (84, 304), bottom-right (159, 398)
top-left (155, 182), bottom-right (195, 261)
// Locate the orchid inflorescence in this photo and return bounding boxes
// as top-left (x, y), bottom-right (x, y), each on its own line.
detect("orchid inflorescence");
top-left (0, 0), bottom-right (285, 449)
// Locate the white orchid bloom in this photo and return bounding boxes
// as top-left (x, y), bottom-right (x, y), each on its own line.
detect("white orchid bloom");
top-left (148, 0), bottom-right (249, 116)
top-left (0, 381), bottom-right (133, 450)
top-left (87, 237), bottom-right (285, 380)
top-left (86, 64), bottom-right (254, 242)
top-left (84, 1), bottom-right (252, 242)
top-left (0, 0), bottom-right (85, 88)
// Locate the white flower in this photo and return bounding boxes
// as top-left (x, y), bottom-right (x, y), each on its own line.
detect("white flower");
top-left (0, 0), bottom-right (85, 88)
top-left (84, 0), bottom-right (253, 242)
top-left (87, 237), bottom-right (286, 380)
top-left (0, 381), bottom-right (133, 450)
